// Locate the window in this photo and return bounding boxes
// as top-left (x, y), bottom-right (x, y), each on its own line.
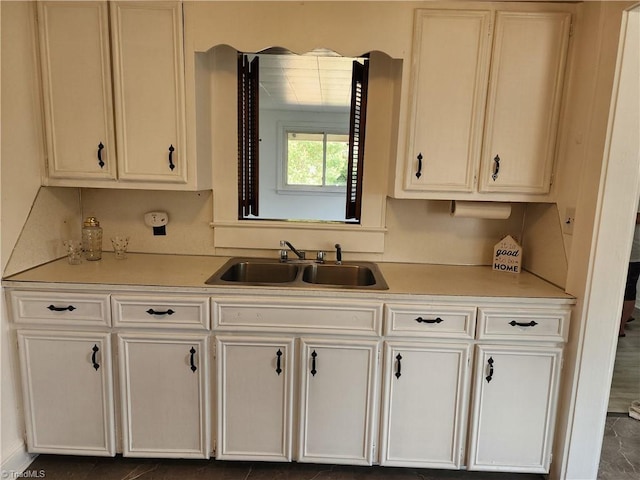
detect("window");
top-left (285, 131), bottom-right (349, 190)
top-left (238, 51), bottom-right (369, 222)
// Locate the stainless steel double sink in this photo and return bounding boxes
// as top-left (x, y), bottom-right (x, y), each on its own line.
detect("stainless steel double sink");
top-left (205, 257), bottom-right (388, 290)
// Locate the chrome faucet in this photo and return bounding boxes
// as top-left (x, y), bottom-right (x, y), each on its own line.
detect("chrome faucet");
top-left (335, 243), bottom-right (342, 264)
top-left (280, 240), bottom-right (305, 261)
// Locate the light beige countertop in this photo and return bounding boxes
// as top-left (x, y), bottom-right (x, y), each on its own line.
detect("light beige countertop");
top-left (2, 253), bottom-right (574, 304)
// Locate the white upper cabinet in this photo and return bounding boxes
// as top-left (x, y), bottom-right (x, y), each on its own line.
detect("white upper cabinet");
top-left (37, 1), bottom-right (210, 190)
top-left (110, 1), bottom-right (186, 184)
top-left (37, 2), bottom-right (117, 181)
top-left (404, 10), bottom-right (492, 193)
top-left (394, 4), bottom-right (572, 201)
top-left (479, 11), bottom-right (571, 193)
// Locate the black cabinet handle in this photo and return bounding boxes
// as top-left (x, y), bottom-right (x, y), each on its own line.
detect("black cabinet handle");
top-left (146, 308), bottom-right (175, 316)
top-left (485, 357), bottom-right (494, 383)
top-left (310, 350), bottom-right (317, 377)
top-left (97, 142), bottom-right (105, 168)
top-left (189, 347), bottom-right (197, 372)
top-left (416, 152), bottom-right (423, 179)
top-left (394, 353), bottom-right (402, 379)
top-left (415, 316), bottom-right (443, 324)
top-left (509, 320), bottom-right (538, 328)
top-left (91, 344), bottom-right (100, 371)
top-left (168, 145), bottom-right (175, 171)
top-left (491, 154), bottom-right (500, 181)
top-left (276, 349), bottom-right (282, 376)
top-left (47, 304), bottom-right (76, 312)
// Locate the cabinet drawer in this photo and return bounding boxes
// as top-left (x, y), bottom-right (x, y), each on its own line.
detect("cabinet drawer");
top-left (112, 295), bottom-right (210, 330)
top-left (477, 307), bottom-right (570, 342)
top-left (10, 291), bottom-right (110, 327)
top-left (213, 297), bottom-right (382, 336)
top-left (384, 304), bottom-right (476, 339)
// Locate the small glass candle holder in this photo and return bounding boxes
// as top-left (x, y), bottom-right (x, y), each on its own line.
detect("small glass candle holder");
top-left (63, 240), bottom-right (83, 265)
top-left (111, 235), bottom-right (130, 260)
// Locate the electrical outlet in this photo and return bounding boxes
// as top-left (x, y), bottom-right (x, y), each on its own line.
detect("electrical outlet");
top-left (563, 207), bottom-right (576, 235)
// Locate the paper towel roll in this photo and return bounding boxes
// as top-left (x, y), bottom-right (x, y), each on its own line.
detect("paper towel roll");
top-left (450, 201), bottom-right (512, 219)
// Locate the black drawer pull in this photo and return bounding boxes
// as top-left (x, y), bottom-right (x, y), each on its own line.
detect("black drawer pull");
top-left (91, 344), bottom-right (100, 371)
top-left (310, 350), bottom-right (317, 377)
top-left (47, 304), bottom-right (76, 312)
top-left (97, 142), bottom-right (105, 168)
top-left (168, 145), bottom-right (176, 171)
top-left (395, 353), bottom-right (402, 379)
top-left (415, 316), bottom-right (443, 324)
top-left (416, 153), bottom-right (423, 179)
top-left (485, 357), bottom-right (494, 383)
top-left (189, 347), bottom-right (197, 372)
top-left (492, 154), bottom-right (500, 181)
top-left (276, 349), bottom-right (282, 375)
top-left (509, 320), bottom-right (538, 328)
top-left (146, 308), bottom-right (175, 316)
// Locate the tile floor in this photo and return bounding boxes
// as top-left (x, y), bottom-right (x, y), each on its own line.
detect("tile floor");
top-left (608, 317), bottom-right (640, 413)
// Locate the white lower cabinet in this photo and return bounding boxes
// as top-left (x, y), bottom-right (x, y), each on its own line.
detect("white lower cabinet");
top-left (298, 338), bottom-right (379, 465)
top-left (467, 344), bottom-right (563, 473)
top-left (17, 330), bottom-right (115, 456)
top-left (216, 336), bottom-right (295, 461)
top-left (379, 341), bottom-right (471, 469)
top-left (118, 333), bottom-right (210, 458)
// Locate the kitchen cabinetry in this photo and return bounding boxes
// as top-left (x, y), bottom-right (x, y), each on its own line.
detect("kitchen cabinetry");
top-left (113, 294), bottom-right (211, 458)
top-left (213, 297), bottom-right (382, 465)
top-left (110, 1), bottom-right (186, 184)
top-left (216, 336), bottom-right (295, 462)
top-left (298, 338), bottom-right (379, 465)
top-left (37, 1), bottom-right (210, 190)
top-left (467, 307), bottom-right (569, 473)
top-left (10, 290), bottom-right (115, 456)
top-left (396, 5), bottom-right (572, 200)
top-left (37, 1), bottom-right (117, 181)
top-left (118, 333), bottom-right (209, 458)
top-left (379, 303), bottom-right (474, 468)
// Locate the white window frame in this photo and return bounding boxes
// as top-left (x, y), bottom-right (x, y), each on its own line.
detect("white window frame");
top-left (276, 120), bottom-right (349, 195)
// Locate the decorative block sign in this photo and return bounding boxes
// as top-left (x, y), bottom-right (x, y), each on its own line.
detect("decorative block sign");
top-left (493, 235), bottom-right (522, 273)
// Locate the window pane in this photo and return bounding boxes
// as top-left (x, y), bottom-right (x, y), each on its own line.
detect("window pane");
top-left (287, 132), bottom-right (323, 186)
top-left (325, 134), bottom-right (349, 186)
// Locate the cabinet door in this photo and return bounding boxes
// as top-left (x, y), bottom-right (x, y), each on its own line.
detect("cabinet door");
top-left (118, 333), bottom-right (209, 458)
top-left (467, 344), bottom-right (562, 473)
top-left (17, 330), bottom-right (115, 455)
top-left (479, 11), bottom-right (571, 193)
top-left (216, 336), bottom-right (295, 461)
top-left (379, 341), bottom-right (470, 469)
top-left (404, 9), bottom-right (491, 193)
top-left (298, 338), bottom-right (379, 465)
top-left (37, 1), bottom-right (116, 181)
top-left (111, 1), bottom-right (187, 184)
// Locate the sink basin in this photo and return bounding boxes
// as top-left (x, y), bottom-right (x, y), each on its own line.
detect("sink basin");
top-left (302, 263), bottom-right (377, 287)
top-left (205, 258), bottom-right (388, 290)
top-left (207, 260), bottom-right (298, 284)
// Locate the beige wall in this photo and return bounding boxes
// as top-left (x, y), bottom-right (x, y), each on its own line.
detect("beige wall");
top-left (1, 1), bottom-right (47, 471)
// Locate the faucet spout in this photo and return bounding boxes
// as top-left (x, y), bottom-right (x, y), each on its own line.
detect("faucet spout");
top-left (335, 243), bottom-right (342, 265)
top-left (280, 240), bottom-right (305, 260)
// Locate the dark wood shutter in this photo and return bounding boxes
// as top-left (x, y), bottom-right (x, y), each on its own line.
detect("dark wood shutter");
top-left (238, 54), bottom-right (259, 218)
top-left (345, 59), bottom-right (369, 221)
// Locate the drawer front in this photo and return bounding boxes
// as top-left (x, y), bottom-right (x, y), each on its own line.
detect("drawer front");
top-left (477, 307), bottom-right (570, 342)
top-left (112, 295), bottom-right (210, 330)
top-left (213, 297), bottom-right (382, 336)
top-left (384, 304), bottom-right (476, 339)
top-left (10, 290), bottom-right (110, 326)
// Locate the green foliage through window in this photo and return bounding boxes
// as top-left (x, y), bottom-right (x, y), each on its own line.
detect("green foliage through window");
top-left (287, 132), bottom-right (348, 187)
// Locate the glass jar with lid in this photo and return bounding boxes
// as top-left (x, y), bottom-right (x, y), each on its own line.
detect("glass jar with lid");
top-left (82, 216), bottom-right (103, 261)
